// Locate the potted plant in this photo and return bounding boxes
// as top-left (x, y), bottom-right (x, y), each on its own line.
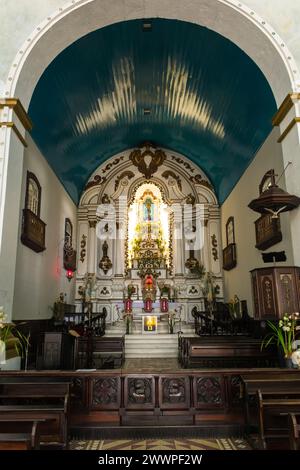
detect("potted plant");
top-left (228, 295), bottom-right (242, 320)
top-left (261, 313), bottom-right (300, 367)
top-left (123, 312), bottom-right (133, 335)
top-left (0, 306), bottom-right (30, 368)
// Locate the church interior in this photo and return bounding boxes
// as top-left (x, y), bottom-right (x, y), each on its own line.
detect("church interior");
top-left (1, 0), bottom-right (300, 452)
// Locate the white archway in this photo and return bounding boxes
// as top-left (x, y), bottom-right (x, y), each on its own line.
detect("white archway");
top-left (3, 0), bottom-right (300, 108)
top-left (1, 0), bottom-right (300, 319)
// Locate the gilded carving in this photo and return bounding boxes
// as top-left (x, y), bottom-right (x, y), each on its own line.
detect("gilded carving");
top-left (115, 171), bottom-right (135, 191)
top-left (211, 234), bottom-right (219, 261)
top-left (190, 174), bottom-right (213, 190)
top-left (129, 142), bottom-right (166, 179)
top-left (101, 156), bottom-right (125, 174)
top-left (85, 174), bottom-right (107, 190)
top-left (161, 170), bottom-right (182, 191)
top-left (80, 234), bottom-right (87, 263)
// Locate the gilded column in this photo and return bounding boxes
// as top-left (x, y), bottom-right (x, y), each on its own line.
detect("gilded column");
top-left (88, 220), bottom-right (97, 273)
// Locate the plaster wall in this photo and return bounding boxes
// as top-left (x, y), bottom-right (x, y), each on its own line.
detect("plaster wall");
top-left (221, 128), bottom-right (294, 315)
top-left (12, 134), bottom-right (77, 320)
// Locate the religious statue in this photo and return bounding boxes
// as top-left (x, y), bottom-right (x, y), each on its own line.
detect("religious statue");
top-left (99, 241), bottom-right (112, 274)
top-left (144, 197), bottom-right (154, 221)
top-left (142, 274), bottom-right (155, 298)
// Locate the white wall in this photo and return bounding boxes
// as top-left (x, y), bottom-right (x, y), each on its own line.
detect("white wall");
top-left (221, 128), bottom-right (294, 315)
top-left (12, 134), bottom-right (77, 320)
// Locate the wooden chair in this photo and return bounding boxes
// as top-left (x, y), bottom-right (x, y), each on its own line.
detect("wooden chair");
top-left (288, 413), bottom-right (300, 450)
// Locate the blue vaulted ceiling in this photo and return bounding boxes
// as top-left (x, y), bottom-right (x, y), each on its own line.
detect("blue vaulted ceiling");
top-left (28, 18), bottom-right (276, 204)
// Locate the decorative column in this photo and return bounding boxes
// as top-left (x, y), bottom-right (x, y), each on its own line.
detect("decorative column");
top-left (173, 206), bottom-right (184, 276)
top-left (114, 196), bottom-right (127, 277)
top-left (0, 99), bottom-right (32, 320)
top-left (88, 220), bottom-right (97, 273)
top-left (273, 93), bottom-right (300, 266)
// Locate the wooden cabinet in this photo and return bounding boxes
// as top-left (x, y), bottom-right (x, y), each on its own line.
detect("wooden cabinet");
top-left (251, 267), bottom-right (300, 320)
top-left (36, 332), bottom-right (75, 370)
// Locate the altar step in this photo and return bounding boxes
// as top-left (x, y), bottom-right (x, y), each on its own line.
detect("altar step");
top-left (125, 334), bottom-right (179, 358)
top-left (104, 321), bottom-right (195, 358)
top-left (105, 320), bottom-right (195, 336)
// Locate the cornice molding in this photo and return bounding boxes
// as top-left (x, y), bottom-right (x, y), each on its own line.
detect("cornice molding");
top-left (272, 93), bottom-right (300, 127)
top-left (0, 98), bottom-right (32, 131)
top-left (0, 121), bottom-right (27, 147)
top-left (277, 117), bottom-right (300, 143)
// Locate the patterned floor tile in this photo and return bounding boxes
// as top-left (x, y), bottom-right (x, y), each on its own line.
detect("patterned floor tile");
top-left (70, 437), bottom-right (251, 450)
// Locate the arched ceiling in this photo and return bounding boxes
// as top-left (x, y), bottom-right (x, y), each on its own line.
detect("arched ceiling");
top-left (28, 18), bottom-right (276, 204)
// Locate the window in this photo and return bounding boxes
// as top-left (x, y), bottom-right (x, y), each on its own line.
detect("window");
top-left (25, 172), bottom-right (41, 216)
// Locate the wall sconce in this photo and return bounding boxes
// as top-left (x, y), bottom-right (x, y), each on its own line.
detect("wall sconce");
top-left (66, 269), bottom-right (74, 282)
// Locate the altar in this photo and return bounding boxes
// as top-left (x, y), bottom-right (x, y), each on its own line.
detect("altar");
top-left (116, 301), bottom-right (180, 317)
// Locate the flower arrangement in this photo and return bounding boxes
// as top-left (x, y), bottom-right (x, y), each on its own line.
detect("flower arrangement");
top-left (202, 272), bottom-right (220, 314)
top-left (0, 306), bottom-right (30, 364)
top-left (228, 295), bottom-right (242, 320)
top-left (127, 284), bottom-right (136, 299)
top-left (167, 311), bottom-right (179, 334)
top-left (123, 312), bottom-right (133, 334)
top-left (261, 312), bottom-right (300, 358)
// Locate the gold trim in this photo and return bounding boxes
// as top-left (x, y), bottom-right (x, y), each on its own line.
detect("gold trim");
top-left (0, 98), bottom-right (32, 131)
top-left (0, 121), bottom-right (28, 147)
top-left (277, 117), bottom-right (300, 143)
top-left (272, 93), bottom-right (300, 126)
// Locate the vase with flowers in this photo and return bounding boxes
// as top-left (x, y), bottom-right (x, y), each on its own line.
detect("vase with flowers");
top-left (123, 312), bottom-right (133, 335)
top-left (0, 306), bottom-right (30, 368)
top-left (261, 312), bottom-right (300, 367)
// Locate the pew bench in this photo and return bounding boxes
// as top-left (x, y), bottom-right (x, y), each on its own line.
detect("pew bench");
top-left (256, 388), bottom-right (300, 449)
top-left (241, 374), bottom-right (300, 436)
top-left (288, 413), bottom-right (300, 450)
top-left (75, 336), bottom-right (125, 369)
top-left (0, 382), bottom-right (70, 449)
top-left (0, 418), bottom-right (45, 450)
top-left (181, 336), bottom-right (276, 368)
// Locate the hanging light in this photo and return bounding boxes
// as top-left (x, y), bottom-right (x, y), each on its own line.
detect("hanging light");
top-left (66, 269), bottom-right (74, 282)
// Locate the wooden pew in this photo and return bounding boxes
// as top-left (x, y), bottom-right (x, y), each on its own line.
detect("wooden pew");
top-left (241, 372), bottom-right (300, 435)
top-left (256, 388), bottom-right (300, 449)
top-left (288, 413), bottom-right (300, 450)
top-left (181, 336), bottom-right (276, 368)
top-left (75, 336), bottom-right (125, 369)
top-left (0, 418), bottom-right (45, 450)
top-left (0, 381), bottom-right (70, 449)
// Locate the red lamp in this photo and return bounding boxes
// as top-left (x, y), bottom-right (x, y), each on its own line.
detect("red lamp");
top-left (66, 269), bottom-right (74, 281)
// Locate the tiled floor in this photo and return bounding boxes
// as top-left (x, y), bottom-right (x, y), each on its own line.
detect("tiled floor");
top-left (70, 437), bottom-right (251, 450)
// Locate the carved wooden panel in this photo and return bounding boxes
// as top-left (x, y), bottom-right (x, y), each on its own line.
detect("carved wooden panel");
top-left (279, 273), bottom-right (297, 313)
top-left (70, 377), bottom-right (86, 409)
top-left (227, 375), bottom-right (243, 409)
top-left (255, 214), bottom-right (282, 250)
top-left (159, 376), bottom-right (190, 410)
top-left (124, 375), bottom-right (155, 409)
top-left (90, 377), bottom-right (120, 410)
top-left (261, 275), bottom-right (277, 317)
top-left (251, 267), bottom-right (300, 319)
top-left (193, 376), bottom-right (224, 409)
